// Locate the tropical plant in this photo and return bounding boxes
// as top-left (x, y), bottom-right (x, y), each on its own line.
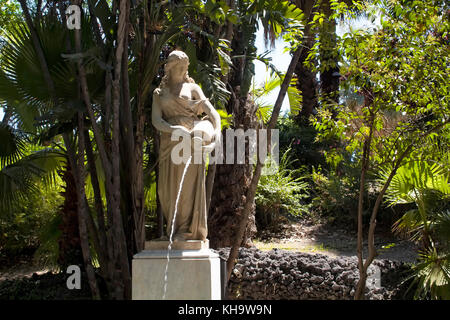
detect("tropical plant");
top-left (208, 0), bottom-right (305, 249)
top-left (0, 123), bottom-right (65, 211)
top-left (381, 160), bottom-right (450, 299)
top-left (252, 73), bottom-right (302, 123)
top-left (0, 121), bottom-right (65, 269)
top-left (313, 0), bottom-right (450, 299)
top-left (0, 180), bottom-right (63, 262)
top-left (0, 0), bottom-right (244, 299)
top-left (255, 147), bottom-right (310, 229)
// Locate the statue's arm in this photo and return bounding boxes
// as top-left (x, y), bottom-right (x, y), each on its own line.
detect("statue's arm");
top-left (192, 84), bottom-right (221, 136)
top-left (152, 90), bottom-right (184, 134)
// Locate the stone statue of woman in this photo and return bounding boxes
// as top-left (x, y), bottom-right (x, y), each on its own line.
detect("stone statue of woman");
top-left (151, 50), bottom-right (221, 242)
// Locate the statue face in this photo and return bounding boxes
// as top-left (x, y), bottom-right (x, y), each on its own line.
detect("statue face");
top-left (170, 62), bottom-right (188, 80)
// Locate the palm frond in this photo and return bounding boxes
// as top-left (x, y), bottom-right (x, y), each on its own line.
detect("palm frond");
top-left (408, 245), bottom-right (450, 300)
top-left (381, 161), bottom-right (450, 207)
top-left (0, 148), bottom-right (66, 213)
top-left (0, 123), bottom-right (27, 167)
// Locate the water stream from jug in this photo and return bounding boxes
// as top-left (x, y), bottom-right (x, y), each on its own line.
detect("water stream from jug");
top-left (162, 156), bottom-right (192, 299)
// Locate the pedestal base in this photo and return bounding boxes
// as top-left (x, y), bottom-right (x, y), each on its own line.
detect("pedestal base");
top-left (132, 248), bottom-right (221, 300)
top-left (145, 239), bottom-right (209, 250)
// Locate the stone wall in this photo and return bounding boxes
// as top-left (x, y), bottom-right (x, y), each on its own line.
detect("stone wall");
top-left (216, 247), bottom-right (411, 300)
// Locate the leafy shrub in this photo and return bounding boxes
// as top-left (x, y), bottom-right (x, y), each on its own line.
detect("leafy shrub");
top-left (255, 148), bottom-right (310, 229)
top-left (0, 181), bottom-right (63, 266)
top-left (382, 161), bottom-right (450, 299)
top-left (277, 117), bottom-right (331, 172)
top-left (310, 163), bottom-right (361, 225)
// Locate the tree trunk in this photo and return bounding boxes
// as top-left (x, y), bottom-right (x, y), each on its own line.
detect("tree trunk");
top-left (293, 0), bottom-right (319, 121)
top-left (75, 113), bottom-right (101, 299)
top-left (319, 0), bottom-right (339, 104)
top-left (57, 163), bottom-right (83, 270)
top-left (226, 47), bottom-right (304, 284)
top-left (208, 92), bottom-right (258, 249)
top-left (208, 14), bottom-right (259, 249)
top-left (207, 10), bottom-right (261, 249)
top-left (295, 36), bottom-right (318, 120)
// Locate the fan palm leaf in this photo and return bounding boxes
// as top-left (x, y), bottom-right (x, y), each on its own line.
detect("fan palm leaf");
top-left (252, 73), bottom-right (302, 123)
top-left (0, 146), bottom-right (66, 213)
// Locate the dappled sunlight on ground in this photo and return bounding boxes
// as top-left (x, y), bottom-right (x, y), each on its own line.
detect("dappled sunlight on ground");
top-left (254, 219), bottom-right (418, 263)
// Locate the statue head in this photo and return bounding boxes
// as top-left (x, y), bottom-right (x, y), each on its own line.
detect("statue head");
top-left (159, 50), bottom-right (195, 90)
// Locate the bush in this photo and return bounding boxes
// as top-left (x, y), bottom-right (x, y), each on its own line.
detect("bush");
top-left (310, 165), bottom-right (360, 225)
top-left (277, 117), bottom-right (331, 172)
top-left (0, 182), bottom-right (63, 266)
top-left (255, 148), bottom-right (310, 229)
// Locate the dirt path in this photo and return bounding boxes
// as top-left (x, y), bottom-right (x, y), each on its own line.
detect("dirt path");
top-left (0, 255), bottom-right (51, 282)
top-left (254, 219), bottom-right (418, 263)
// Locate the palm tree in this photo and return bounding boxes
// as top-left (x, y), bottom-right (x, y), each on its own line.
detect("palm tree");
top-left (292, 0), bottom-right (319, 120)
top-left (0, 13), bottom-right (92, 270)
top-left (207, 0), bottom-right (303, 248)
top-left (1, 0), bottom-right (222, 299)
top-left (291, 0), bottom-right (363, 121)
top-left (382, 160), bottom-right (450, 299)
top-left (0, 123), bottom-right (65, 217)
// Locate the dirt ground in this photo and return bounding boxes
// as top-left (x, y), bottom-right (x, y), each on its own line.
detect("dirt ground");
top-left (254, 218), bottom-right (418, 263)
top-left (0, 259), bottom-right (51, 282)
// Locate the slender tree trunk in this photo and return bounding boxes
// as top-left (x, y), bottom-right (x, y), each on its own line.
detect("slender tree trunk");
top-left (75, 113), bottom-right (101, 299)
top-left (152, 127), bottom-right (164, 238)
top-left (19, 0), bottom-right (100, 297)
top-left (109, 0), bottom-right (132, 299)
top-left (226, 47), bottom-right (303, 284)
top-left (354, 118), bottom-right (449, 299)
top-left (205, 163), bottom-right (216, 213)
top-left (57, 162), bottom-right (83, 270)
top-left (355, 113), bottom-right (374, 300)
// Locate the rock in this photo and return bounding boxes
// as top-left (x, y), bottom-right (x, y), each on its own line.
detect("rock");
top-left (219, 247), bottom-right (408, 300)
top-left (332, 283), bottom-right (341, 291)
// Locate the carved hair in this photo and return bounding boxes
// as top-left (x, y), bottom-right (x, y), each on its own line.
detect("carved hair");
top-left (158, 50), bottom-right (195, 91)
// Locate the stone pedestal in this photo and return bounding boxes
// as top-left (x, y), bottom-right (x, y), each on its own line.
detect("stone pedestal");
top-left (132, 241), bottom-right (221, 300)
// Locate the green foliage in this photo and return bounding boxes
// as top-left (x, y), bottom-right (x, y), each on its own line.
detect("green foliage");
top-left (383, 161), bottom-right (449, 208)
top-left (217, 109), bottom-right (232, 129)
top-left (0, 16), bottom-right (103, 138)
top-left (382, 160), bottom-right (450, 299)
top-left (252, 74), bottom-right (302, 122)
top-left (313, 0), bottom-right (450, 205)
top-left (309, 1), bottom-right (449, 299)
top-left (310, 163), bottom-right (361, 222)
top-left (0, 128), bottom-right (66, 211)
top-left (0, 0), bottom-right (21, 38)
top-left (0, 123), bottom-right (26, 167)
top-left (255, 148), bottom-right (310, 229)
top-left (0, 181), bottom-right (63, 258)
top-left (277, 117), bottom-right (331, 170)
top-left (407, 243), bottom-right (450, 300)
